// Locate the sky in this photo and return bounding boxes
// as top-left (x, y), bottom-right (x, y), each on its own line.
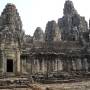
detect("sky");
top-left (0, 0), bottom-right (90, 36)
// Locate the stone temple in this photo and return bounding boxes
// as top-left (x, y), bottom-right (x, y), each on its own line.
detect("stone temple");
top-left (0, 0), bottom-right (90, 79)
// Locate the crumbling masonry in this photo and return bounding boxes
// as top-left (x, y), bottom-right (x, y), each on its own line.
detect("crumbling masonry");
top-left (0, 0), bottom-right (90, 78)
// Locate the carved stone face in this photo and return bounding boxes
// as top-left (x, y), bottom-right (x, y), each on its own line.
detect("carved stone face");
top-left (63, 0), bottom-right (77, 15)
top-left (33, 27), bottom-right (44, 42)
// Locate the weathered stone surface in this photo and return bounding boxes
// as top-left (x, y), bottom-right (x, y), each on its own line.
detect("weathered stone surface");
top-left (63, 0), bottom-right (77, 15)
top-left (23, 35), bottom-right (33, 49)
top-left (0, 1), bottom-right (90, 86)
top-left (45, 20), bottom-right (61, 42)
top-left (1, 3), bottom-right (22, 30)
top-left (0, 3), bottom-right (25, 74)
top-left (33, 27), bottom-right (44, 42)
top-left (24, 35), bottom-right (33, 43)
top-left (58, 0), bottom-right (88, 41)
top-left (0, 3), bottom-right (24, 46)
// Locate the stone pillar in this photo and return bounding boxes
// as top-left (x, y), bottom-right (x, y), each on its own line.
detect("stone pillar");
top-left (62, 58), bottom-right (69, 72)
top-left (33, 59), bottom-right (37, 73)
top-left (27, 58), bottom-right (32, 74)
top-left (16, 50), bottom-right (21, 73)
top-left (54, 59), bottom-right (58, 71)
top-left (46, 58), bottom-right (50, 73)
top-left (44, 59), bottom-right (47, 73)
top-left (76, 58), bottom-right (82, 71)
top-left (52, 59), bottom-right (55, 71)
top-left (84, 58), bottom-right (88, 71)
top-left (50, 59), bottom-right (53, 72)
top-left (39, 59), bottom-right (42, 72)
top-left (39, 58), bottom-right (45, 73)
top-left (48, 59), bottom-right (52, 73)
top-left (62, 59), bottom-right (67, 71)
top-left (31, 58), bottom-right (34, 74)
top-left (72, 59), bottom-right (76, 71)
top-left (36, 59), bottom-right (39, 72)
top-left (21, 57), bottom-right (27, 74)
top-left (42, 58), bottom-right (45, 73)
top-left (34, 58), bottom-right (41, 73)
top-left (2, 51), bottom-right (6, 74)
top-left (82, 58), bottom-right (88, 71)
top-left (48, 59), bottom-right (51, 73)
top-left (57, 59), bottom-right (63, 71)
top-left (67, 59), bottom-right (73, 72)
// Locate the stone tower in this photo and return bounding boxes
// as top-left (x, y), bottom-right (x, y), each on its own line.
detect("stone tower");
top-left (33, 27), bottom-right (44, 42)
top-left (58, 0), bottom-right (88, 41)
top-left (45, 20), bottom-right (61, 42)
top-left (0, 3), bottom-right (24, 75)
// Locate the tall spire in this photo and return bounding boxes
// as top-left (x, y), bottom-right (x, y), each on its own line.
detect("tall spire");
top-left (63, 0), bottom-right (77, 15)
top-left (1, 3), bottom-right (22, 31)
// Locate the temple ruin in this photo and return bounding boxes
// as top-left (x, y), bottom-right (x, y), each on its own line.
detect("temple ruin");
top-left (0, 0), bottom-right (90, 81)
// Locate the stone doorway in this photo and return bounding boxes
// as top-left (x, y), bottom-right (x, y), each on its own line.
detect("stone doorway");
top-left (7, 59), bottom-right (13, 72)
